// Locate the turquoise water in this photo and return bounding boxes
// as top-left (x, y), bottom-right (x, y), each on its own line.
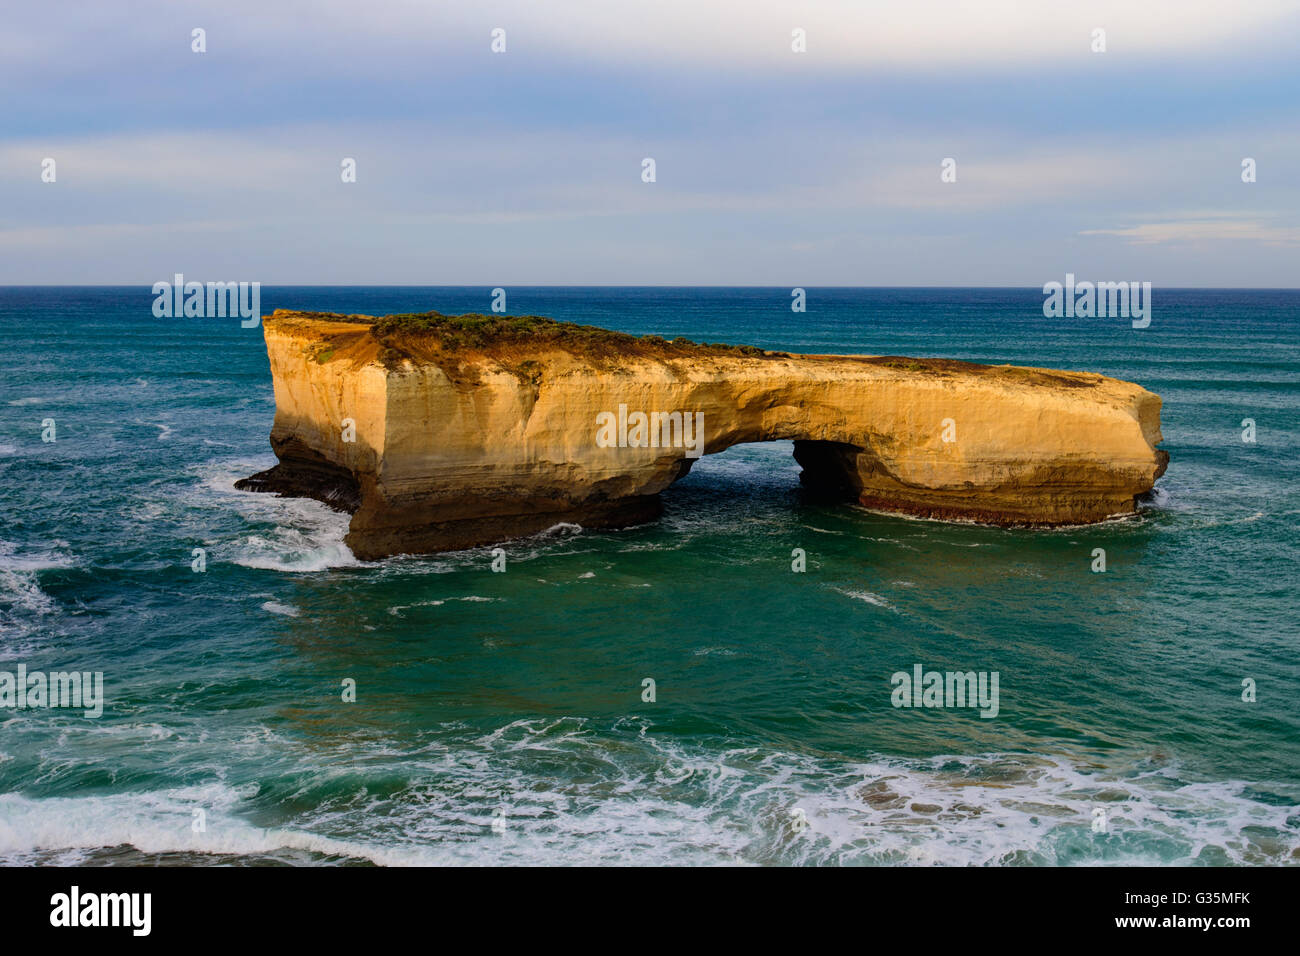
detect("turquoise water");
top-left (1, 287), bottom-right (1297, 866)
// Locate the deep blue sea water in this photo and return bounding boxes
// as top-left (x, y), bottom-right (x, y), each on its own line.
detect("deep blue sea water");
top-left (1, 286), bottom-right (1297, 865)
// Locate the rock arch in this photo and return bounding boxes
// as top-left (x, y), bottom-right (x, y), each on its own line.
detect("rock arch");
top-left (238, 311), bottom-right (1167, 559)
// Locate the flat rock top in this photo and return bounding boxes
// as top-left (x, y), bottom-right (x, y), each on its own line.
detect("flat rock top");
top-left (263, 308), bottom-right (1109, 391)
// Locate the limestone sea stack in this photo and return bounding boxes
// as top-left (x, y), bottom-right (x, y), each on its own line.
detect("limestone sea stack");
top-left (236, 310), bottom-right (1169, 560)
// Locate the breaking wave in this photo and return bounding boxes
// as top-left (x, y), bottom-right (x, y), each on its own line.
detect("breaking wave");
top-left (2, 720), bottom-right (1294, 866)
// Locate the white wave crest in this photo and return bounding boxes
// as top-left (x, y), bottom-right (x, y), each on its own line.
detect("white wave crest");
top-left (0, 787), bottom-right (437, 867)
top-left (831, 586), bottom-right (895, 609)
top-left (189, 457), bottom-right (360, 573)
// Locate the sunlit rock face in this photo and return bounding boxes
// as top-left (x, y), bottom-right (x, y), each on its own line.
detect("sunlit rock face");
top-left (237, 310), bottom-right (1168, 559)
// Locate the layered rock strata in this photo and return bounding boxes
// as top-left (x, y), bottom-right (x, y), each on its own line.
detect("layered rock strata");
top-left (237, 310), bottom-right (1168, 559)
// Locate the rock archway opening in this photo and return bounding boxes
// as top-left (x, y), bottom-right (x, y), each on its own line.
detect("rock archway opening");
top-left (663, 437), bottom-right (870, 506)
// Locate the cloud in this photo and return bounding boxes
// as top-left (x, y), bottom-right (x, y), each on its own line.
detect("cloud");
top-left (7, 0), bottom-right (1299, 79)
top-left (2, 3), bottom-right (1298, 284)
top-left (0, 125), bottom-right (1177, 235)
top-left (1081, 218), bottom-right (1300, 245)
top-left (454, 0), bottom-right (1300, 70)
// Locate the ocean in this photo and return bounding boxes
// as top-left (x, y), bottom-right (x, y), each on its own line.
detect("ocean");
top-left (1, 286), bottom-right (1296, 866)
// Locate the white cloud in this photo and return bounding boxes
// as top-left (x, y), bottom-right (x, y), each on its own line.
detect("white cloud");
top-left (480, 0), bottom-right (1300, 70)
top-left (9, 0), bottom-right (1297, 77)
top-left (2, 123), bottom-right (1294, 231)
top-left (1081, 218), bottom-right (1300, 244)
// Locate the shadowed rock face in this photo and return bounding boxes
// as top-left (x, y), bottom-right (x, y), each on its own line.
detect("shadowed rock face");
top-left (237, 310), bottom-right (1168, 559)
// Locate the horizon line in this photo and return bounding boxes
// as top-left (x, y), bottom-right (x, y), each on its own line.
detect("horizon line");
top-left (3, 284), bottom-right (1300, 291)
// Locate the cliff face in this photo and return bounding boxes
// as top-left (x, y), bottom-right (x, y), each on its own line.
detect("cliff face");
top-left (237, 310), bottom-right (1168, 559)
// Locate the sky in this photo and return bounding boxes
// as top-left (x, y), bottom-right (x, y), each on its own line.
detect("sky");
top-left (2, 0), bottom-right (1299, 286)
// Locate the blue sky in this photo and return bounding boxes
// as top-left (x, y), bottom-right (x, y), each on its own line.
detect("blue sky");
top-left (3, 0), bottom-right (1299, 285)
